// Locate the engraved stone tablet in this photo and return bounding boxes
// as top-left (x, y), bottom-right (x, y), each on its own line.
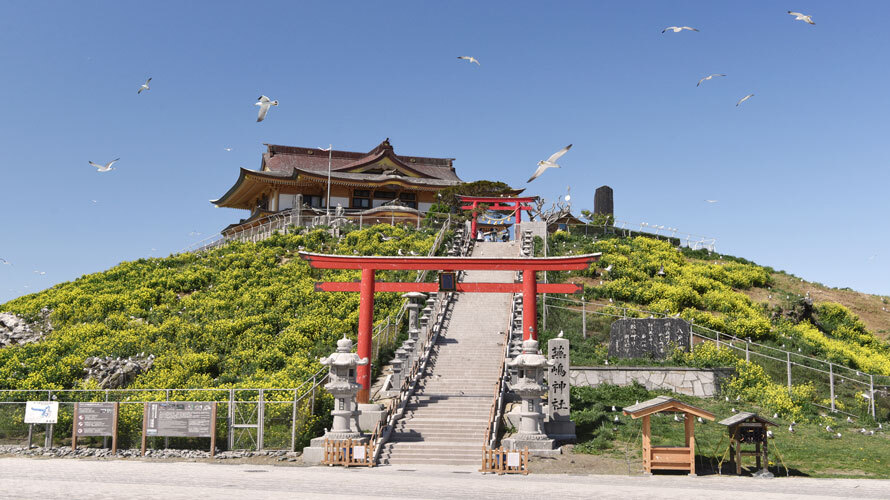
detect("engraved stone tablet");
top-left (608, 318), bottom-right (690, 360)
top-left (547, 337), bottom-right (570, 421)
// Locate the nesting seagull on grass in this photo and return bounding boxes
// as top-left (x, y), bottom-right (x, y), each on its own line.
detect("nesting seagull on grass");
top-left (527, 144), bottom-right (572, 183)
top-left (662, 26), bottom-right (698, 33)
top-left (457, 56), bottom-right (480, 66)
top-left (697, 74), bottom-right (726, 87)
top-left (137, 77), bottom-right (151, 94)
top-left (88, 158), bottom-right (119, 172)
top-left (788, 11), bottom-right (815, 25)
top-left (736, 94), bottom-right (755, 107)
top-left (255, 95), bottom-right (278, 122)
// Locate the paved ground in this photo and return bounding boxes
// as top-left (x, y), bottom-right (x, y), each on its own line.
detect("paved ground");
top-left (1, 458), bottom-right (888, 499)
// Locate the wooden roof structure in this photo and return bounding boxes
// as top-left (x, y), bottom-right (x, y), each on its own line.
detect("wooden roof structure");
top-left (718, 412), bottom-right (777, 428)
top-left (717, 412), bottom-right (776, 476)
top-left (623, 396), bottom-right (715, 475)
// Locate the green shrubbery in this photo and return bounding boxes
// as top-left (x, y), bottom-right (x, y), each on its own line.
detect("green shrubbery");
top-left (0, 225), bottom-right (439, 391)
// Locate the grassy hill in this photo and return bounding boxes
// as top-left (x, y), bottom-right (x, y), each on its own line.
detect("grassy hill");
top-left (0, 225), bottom-right (443, 391)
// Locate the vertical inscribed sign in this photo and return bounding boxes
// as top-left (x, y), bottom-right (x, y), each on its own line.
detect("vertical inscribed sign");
top-left (547, 337), bottom-right (570, 421)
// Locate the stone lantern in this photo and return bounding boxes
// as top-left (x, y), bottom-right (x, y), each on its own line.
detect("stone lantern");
top-left (504, 339), bottom-right (556, 453)
top-left (319, 336), bottom-right (368, 441)
top-left (403, 292), bottom-right (426, 343)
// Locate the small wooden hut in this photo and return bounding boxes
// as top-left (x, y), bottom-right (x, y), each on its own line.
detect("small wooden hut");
top-left (623, 396), bottom-right (715, 475)
top-left (718, 412), bottom-right (776, 476)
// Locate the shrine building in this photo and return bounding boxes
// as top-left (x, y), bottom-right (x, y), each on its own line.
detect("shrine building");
top-left (211, 139), bottom-right (463, 234)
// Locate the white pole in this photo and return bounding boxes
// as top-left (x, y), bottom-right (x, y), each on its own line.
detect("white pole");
top-left (325, 144), bottom-right (332, 221)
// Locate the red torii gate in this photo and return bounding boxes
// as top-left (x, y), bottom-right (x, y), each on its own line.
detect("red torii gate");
top-left (300, 251), bottom-right (600, 402)
top-left (458, 196), bottom-right (536, 238)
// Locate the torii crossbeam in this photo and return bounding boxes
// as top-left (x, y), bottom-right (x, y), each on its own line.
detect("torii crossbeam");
top-left (459, 196), bottom-right (536, 237)
top-left (300, 251), bottom-right (600, 402)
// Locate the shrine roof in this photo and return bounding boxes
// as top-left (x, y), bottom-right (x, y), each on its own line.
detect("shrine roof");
top-left (622, 396), bottom-right (715, 420)
top-left (718, 412), bottom-right (777, 428)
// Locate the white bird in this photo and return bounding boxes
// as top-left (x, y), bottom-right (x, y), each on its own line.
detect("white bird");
top-left (788, 425), bottom-right (795, 433)
top-left (736, 94), bottom-right (754, 107)
top-left (834, 432), bottom-right (842, 439)
top-left (33, 270), bottom-right (45, 275)
top-left (860, 428), bottom-right (868, 434)
top-left (788, 11), bottom-right (815, 25)
top-left (673, 414), bottom-right (680, 422)
top-left (725, 396), bottom-right (730, 402)
top-left (662, 26), bottom-right (698, 33)
top-left (611, 405), bottom-right (617, 412)
top-left (826, 425), bottom-right (833, 432)
top-left (697, 74), bottom-right (726, 87)
top-left (697, 417), bottom-right (704, 423)
top-left (731, 407), bottom-right (737, 413)
top-left (224, 147), bottom-right (232, 152)
top-left (603, 264), bottom-right (613, 273)
top-left (137, 77), bottom-right (151, 94)
top-left (0, 258), bottom-right (10, 265)
top-left (766, 430), bottom-right (774, 438)
top-left (457, 56), bottom-right (480, 66)
top-left (846, 416), bottom-right (854, 423)
top-left (255, 95), bottom-right (278, 122)
top-left (773, 413), bottom-right (779, 419)
top-left (614, 415), bottom-right (620, 422)
top-left (704, 200), bottom-right (718, 203)
top-left (88, 158), bottom-right (120, 172)
top-left (527, 144), bottom-right (572, 183)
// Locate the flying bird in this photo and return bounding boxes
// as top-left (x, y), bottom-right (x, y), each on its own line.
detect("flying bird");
top-left (736, 94), bottom-right (754, 107)
top-left (697, 74), bottom-right (726, 87)
top-left (705, 200), bottom-right (718, 203)
top-left (0, 258), bottom-right (10, 265)
top-left (255, 95), bottom-right (279, 122)
top-left (88, 158), bottom-right (119, 172)
top-left (137, 77), bottom-right (151, 94)
top-left (527, 144), bottom-right (572, 183)
top-left (662, 26), bottom-right (698, 33)
top-left (33, 270), bottom-right (45, 275)
top-left (457, 56), bottom-right (480, 66)
top-left (223, 147), bottom-right (232, 152)
top-left (788, 11), bottom-right (815, 25)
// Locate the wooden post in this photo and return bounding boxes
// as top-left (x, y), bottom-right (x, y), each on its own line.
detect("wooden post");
top-left (27, 424), bottom-right (33, 449)
top-left (642, 415), bottom-right (651, 473)
top-left (829, 363), bottom-right (836, 412)
top-left (71, 402), bottom-right (79, 451)
top-left (762, 433), bottom-right (769, 475)
top-left (734, 427), bottom-right (741, 475)
top-left (111, 402), bottom-right (119, 454)
top-left (141, 402), bottom-right (148, 457)
top-left (210, 402), bottom-right (217, 457)
top-left (685, 412), bottom-right (695, 475)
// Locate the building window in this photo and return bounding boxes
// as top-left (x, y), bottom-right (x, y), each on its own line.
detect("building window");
top-left (374, 190), bottom-right (396, 200)
top-left (398, 192), bottom-right (417, 208)
top-left (305, 195), bottom-right (325, 208)
top-left (352, 190), bottom-right (370, 209)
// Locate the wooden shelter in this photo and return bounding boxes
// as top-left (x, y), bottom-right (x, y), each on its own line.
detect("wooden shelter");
top-left (623, 396), bottom-right (715, 475)
top-left (718, 412), bottom-right (776, 476)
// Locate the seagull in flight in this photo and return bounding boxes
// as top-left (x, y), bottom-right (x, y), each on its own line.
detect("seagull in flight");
top-left (788, 11), bottom-right (815, 25)
top-left (88, 158), bottom-right (119, 172)
top-left (0, 258), bottom-right (10, 265)
top-left (527, 144), bottom-right (572, 183)
top-left (137, 77), bottom-right (151, 94)
top-left (705, 200), bottom-right (718, 203)
top-left (697, 74), bottom-right (726, 87)
top-left (33, 270), bottom-right (45, 275)
top-left (255, 95), bottom-right (278, 122)
top-left (662, 26), bottom-right (698, 33)
top-left (223, 147), bottom-right (232, 152)
top-left (736, 94), bottom-right (754, 107)
top-left (457, 56), bottom-right (480, 66)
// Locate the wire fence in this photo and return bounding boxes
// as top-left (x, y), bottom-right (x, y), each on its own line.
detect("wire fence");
top-left (539, 295), bottom-right (889, 423)
top-left (558, 220), bottom-right (716, 251)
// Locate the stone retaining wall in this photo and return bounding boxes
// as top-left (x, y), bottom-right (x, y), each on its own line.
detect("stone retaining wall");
top-left (569, 366), bottom-right (734, 398)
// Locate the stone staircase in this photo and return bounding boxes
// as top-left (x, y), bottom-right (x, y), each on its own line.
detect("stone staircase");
top-left (379, 241), bottom-right (517, 465)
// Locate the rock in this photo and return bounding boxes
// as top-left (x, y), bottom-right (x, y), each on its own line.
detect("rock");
top-left (83, 353), bottom-right (155, 389)
top-left (0, 310), bottom-right (53, 347)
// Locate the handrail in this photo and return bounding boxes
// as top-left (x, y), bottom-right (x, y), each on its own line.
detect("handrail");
top-left (483, 316), bottom-right (513, 448)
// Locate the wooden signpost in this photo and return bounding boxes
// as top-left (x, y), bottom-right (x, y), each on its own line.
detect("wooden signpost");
top-left (141, 401), bottom-right (217, 457)
top-left (72, 402), bottom-right (119, 453)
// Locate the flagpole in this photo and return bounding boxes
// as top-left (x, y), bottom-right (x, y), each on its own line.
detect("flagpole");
top-left (325, 144), bottom-right (332, 221)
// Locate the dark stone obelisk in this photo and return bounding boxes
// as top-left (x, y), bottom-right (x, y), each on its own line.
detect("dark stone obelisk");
top-left (594, 186), bottom-right (613, 216)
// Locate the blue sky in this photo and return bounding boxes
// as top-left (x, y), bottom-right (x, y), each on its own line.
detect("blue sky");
top-left (1, 1), bottom-right (889, 303)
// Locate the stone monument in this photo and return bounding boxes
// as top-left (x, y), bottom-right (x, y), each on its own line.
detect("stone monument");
top-left (545, 333), bottom-right (575, 441)
top-left (302, 336), bottom-right (369, 464)
top-left (608, 318), bottom-right (691, 360)
top-left (594, 185), bottom-right (613, 217)
top-left (503, 339), bottom-right (557, 455)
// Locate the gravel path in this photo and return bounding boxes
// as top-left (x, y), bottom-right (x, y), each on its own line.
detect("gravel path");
top-left (1, 457), bottom-right (888, 499)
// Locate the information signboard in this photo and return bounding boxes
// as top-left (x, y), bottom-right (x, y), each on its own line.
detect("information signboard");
top-left (24, 401), bottom-right (59, 424)
top-left (72, 402), bottom-right (119, 453)
top-left (141, 401), bottom-right (217, 456)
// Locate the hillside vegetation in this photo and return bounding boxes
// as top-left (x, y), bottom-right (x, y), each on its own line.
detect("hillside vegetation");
top-left (0, 225), bottom-right (441, 391)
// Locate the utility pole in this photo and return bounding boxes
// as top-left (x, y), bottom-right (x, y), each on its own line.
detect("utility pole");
top-left (324, 144), bottom-right (333, 221)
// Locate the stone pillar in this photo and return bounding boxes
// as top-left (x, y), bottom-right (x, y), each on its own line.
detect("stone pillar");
top-left (302, 337), bottom-right (369, 463)
top-left (403, 292), bottom-right (426, 340)
top-left (504, 340), bottom-right (557, 454)
top-left (545, 335), bottom-right (575, 441)
top-left (390, 347), bottom-right (408, 392)
top-left (594, 185), bottom-right (613, 217)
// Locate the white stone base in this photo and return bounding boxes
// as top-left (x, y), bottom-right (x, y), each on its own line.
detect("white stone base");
top-left (502, 436), bottom-right (559, 456)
